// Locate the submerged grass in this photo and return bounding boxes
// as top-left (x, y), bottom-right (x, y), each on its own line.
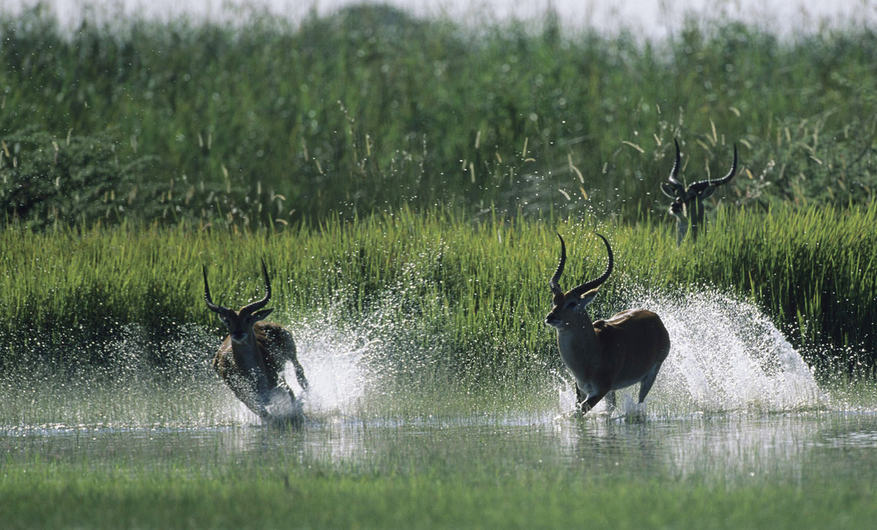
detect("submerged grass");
top-left (1, 441), bottom-right (875, 529)
top-left (1, 204), bottom-right (875, 376)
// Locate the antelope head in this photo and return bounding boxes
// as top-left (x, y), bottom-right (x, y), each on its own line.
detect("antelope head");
top-left (203, 258), bottom-right (274, 344)
top-left (661, 139), bottom-right (738, 245)
top-left (545, 233), bottom-right (613, 329)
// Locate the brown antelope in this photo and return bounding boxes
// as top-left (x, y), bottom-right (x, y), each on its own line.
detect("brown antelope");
top-left (545, 234), bottom-right (670, 413)
top-left (203, 258), bottom-right (309, 422)
top-left (661, 139), bottom-right (738, 245)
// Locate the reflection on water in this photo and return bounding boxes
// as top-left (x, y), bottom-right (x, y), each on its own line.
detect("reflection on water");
top-left (3, 412), bottom-right (877, 486)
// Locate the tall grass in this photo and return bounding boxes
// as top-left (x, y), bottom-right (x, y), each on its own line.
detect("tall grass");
top-left (1, 4), bottom-right (876, 226)
top-left (2, 204), bottom-right (874, 375)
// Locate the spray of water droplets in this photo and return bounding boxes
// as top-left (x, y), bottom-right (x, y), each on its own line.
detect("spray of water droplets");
top-left (563, 285), bottom-right (827, 417)
top-left (2, 276), bottom-right (834, 431)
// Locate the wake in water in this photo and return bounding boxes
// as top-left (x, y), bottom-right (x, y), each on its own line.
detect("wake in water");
top-left (289, 283), bottom-right (826, 422)
top-left (1, 281), bottom-right (829, 430)
top-left (564, 286), bottom-right (827, 417)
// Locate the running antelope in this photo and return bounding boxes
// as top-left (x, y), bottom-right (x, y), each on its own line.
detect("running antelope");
top-left (203, 259), bottom-right (309, 421)
top-left (661, 139), bottom-right (738, 245)
top-left (545, 234), bottom-right (670, 413)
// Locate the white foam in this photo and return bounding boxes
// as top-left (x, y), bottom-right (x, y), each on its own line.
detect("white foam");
top-left (584, 287), bottom-right (827, 416)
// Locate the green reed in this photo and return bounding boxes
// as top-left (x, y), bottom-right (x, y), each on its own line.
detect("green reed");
top-left (1, 204), bottom-right (874, 375)
top-left (1, 4), bottom-right (876, 227)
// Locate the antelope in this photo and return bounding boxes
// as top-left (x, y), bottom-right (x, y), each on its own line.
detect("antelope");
top-left (661, 139), bottom-right (738, 245)
top-left (203, 258), bottom-right (309, 422)
top-left (545, 234), bottom-right (670, 413)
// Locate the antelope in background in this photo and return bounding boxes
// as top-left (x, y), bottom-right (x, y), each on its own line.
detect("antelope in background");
top-left (661, 139), bottom-right (738, 246)
top-left (203, 258), bottom-right (309, 422)
top-left (545, 234), bottom-right (670, 413)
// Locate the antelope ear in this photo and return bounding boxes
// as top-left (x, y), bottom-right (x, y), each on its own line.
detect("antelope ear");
top-left (661, 182), bottom-right (678, 198)
top-left (216, 309), bottom-right (235, 324)
top-left (578, 288), bottom-right (600, 308)
top-left (250, 308), bottom-right (274, 322)
top-left (700, 185), bottom-right (718, 200)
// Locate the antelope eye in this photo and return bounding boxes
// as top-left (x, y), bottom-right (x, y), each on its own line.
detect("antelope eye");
top-left (565, 300), bottom-right (578, 309)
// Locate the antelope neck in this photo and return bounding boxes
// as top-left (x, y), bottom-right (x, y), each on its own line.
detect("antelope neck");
top-left (231, 333), bottom-right (264, 372)
top-left (555, 311), bottom-right (600, 376)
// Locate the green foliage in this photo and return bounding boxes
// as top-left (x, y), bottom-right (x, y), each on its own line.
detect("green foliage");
top-left (1, 5), bottom-right (875, 227)
top-left (0, 129), bottom-right (159, 228)
top-left (1, 205), bottom-right (874, 375)
top-left (0, 4), bottom-right (875, 373)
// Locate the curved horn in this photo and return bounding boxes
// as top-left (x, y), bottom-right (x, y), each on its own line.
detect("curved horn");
top-left (568, 233), bottom-right (613, 298)
top-left (549, 233), bottom-right (566, 296)
top-left (239, 258), bottom-right (272, 316)
top-left (688, 143), bottom-right (738, 192)
top-left (709, 143), bottom-right (738, 185)
top-left (662, 140), bottom-right (686, 199)
top-left (669, 140), bottom-right (685, 188)
top-left (203, 265), bottom-right (231, 315)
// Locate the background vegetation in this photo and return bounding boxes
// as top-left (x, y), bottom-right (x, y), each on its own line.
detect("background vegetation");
top-left (2, 206), bottom-right (874, 377)
top-left (0, 3), bottom-right (875, 372)
top-left (2, 6), bottom-right (875, 527)
top-left (1, 3), bottom-right (876, 227)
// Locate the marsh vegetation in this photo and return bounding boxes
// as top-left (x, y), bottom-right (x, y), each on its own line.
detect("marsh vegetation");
top-left (2, 2), bottom-right (877, 527)
top-left (2, 3), bottom-right (876, 227)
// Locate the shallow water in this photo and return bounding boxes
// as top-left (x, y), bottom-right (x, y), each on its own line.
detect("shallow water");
top-left (2, 287), bottom-right (875, 487)
top-left (4, 410), bottom-right (877, 489)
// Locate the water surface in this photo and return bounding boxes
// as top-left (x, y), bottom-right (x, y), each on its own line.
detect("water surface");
top-left (5, 410), bottom-right (877, 490)
top-left (2, 288), bottom-right (875, 489)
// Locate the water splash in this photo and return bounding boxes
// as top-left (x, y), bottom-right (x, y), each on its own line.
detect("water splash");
top-left (2, 278), bottom-right (831, 431)
top-left (284, 315), bottom-right (374, 419)
top-left (288, 278), bottom-right (827, 423)
top-left (579, 286), bottom-right (827, 416)
top-left (282, 269), bottom-right (458, 421)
